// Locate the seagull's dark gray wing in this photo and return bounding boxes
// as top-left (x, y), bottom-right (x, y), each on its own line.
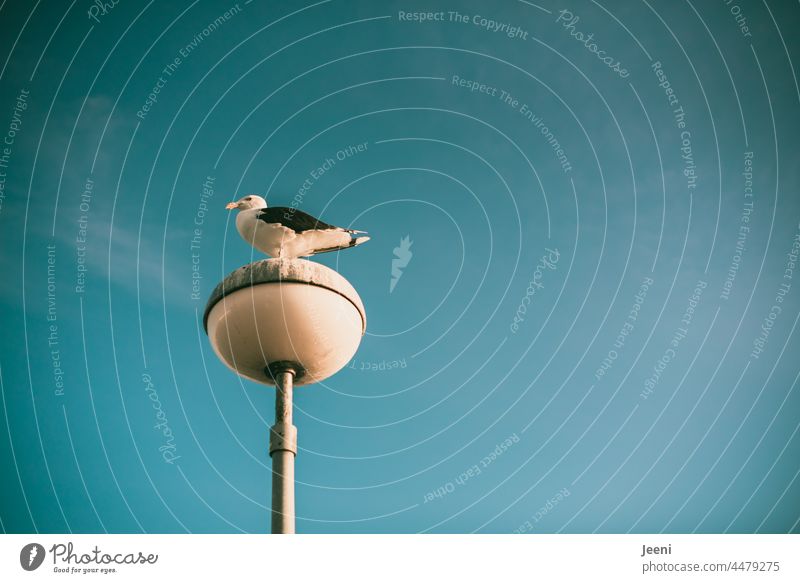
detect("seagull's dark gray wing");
top-left (256, 207), bottom-right (342, 233)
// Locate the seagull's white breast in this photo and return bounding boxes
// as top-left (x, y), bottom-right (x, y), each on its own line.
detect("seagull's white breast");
top-left (236, 209), bottom-right (295, 257)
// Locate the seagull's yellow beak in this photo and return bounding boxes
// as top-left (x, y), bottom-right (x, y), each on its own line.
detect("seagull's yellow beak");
top-left (225, 201), bottom-right (238, 210)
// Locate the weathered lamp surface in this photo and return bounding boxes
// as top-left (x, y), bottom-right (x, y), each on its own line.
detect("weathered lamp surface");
top-left (204, 258), bottom-right (366, 386)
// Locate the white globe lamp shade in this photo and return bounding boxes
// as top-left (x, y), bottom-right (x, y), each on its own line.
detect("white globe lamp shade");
top-left (204, 258), bottom-right (366, 386)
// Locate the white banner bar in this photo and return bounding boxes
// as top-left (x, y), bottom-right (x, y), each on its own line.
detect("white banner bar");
top-left (1, 534), bottom-right (797, 582)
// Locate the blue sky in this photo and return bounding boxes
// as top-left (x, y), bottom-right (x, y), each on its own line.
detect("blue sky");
top-left (0, 0), bottom-right (799, 533)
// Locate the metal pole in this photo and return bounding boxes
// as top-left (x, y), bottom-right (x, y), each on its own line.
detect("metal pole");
top-left (269, 367), bottom-right (297, 534)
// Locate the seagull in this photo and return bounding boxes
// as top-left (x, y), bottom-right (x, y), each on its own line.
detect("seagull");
top-left (226, 195), bottom-right (370, 258)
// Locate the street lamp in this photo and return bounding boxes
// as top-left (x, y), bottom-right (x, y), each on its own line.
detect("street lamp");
top-left (203, 258), bottom-right (366, 533)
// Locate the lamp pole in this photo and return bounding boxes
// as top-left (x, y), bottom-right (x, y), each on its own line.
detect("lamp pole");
top-left (204, 258), bottom-right (366, 535)
top-left (268, 363), bottom-right (299, 534)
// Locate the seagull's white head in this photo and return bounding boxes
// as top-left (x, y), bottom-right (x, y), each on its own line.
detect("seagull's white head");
top-left (225, 195), bottom-right (267, 211)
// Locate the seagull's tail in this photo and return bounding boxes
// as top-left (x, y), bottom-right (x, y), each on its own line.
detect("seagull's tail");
top-left (307, 235), bottom-right (370, 256)
top-left (345, 228), bottom-right (368, 234)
